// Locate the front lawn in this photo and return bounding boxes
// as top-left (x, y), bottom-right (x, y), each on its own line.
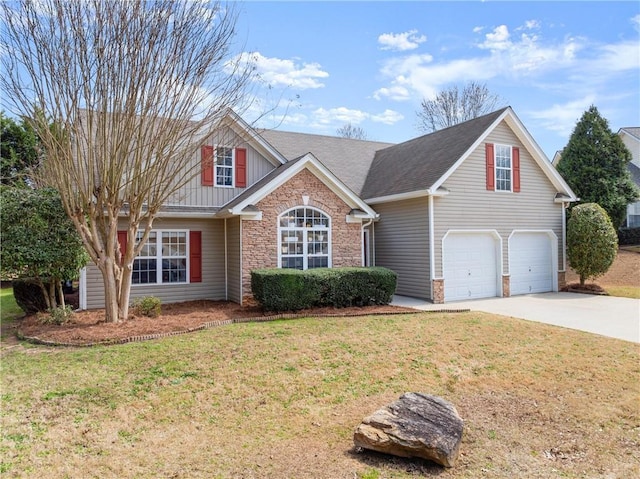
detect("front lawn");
top-left (1, 312), bottom-right (638, 478)
top-left (0, 287), bottom-right (22, 323)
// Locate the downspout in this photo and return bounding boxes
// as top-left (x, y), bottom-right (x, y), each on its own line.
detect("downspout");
top-left (561, 203), bottom-right (567, 272)
top-left (79, 267), bottom-right (87, 310)
top-left (428, 194), bottom-right (435, 300)
top-left (224, 218), bottom-right (228, 301)
top-left (361, 218), bottom-right (373, 266)
top-left (239, 218), bottom-right (243, 305)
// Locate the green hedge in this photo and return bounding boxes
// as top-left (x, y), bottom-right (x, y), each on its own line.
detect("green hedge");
top-left (12, 278), bottom-right (53, 313)
top-left (251, 267), bottom-right (397, 312)
top-left (618, 227), bottom-right (640, 246)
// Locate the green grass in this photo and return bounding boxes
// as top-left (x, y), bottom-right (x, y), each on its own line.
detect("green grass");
top-left (1, 312), bottom-right (638, 478)
top-left (0, 287), bottom-right (22, 323)
top-left (605, 285), bottom-right (640, 299)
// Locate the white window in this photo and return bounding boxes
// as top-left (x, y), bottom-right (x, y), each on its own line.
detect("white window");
top-left (215, 146), bottom-right (234, 187)
top-left (627, 201), bottom-right (640, 228)
top-left (132, 231), bottom-right (188, 284)
top-left (495, 145), bottom-right (512, 191)
top-left (278, 207), bottom-right (330, 270)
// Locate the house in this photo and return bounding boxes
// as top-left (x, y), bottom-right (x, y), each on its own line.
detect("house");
top-left (552, 127), bottom-right (640, 229)
top-left (79, 107), bottom-right (577, 308)
top-left (618, 127), bottom-right (640, 228)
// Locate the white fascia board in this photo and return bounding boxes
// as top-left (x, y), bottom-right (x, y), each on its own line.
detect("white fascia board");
top-left (229, 154), bottom-right (377, 219)
top-left (429, 107), bottom-right (578, 201)
top-left (221, 110), bottom-right (287, 166)
top-left (364, 189), bottom-right (430, 205)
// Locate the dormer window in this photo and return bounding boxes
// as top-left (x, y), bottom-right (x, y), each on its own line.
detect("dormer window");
top-left (486, 143), bottom-right (520, 193)
top-left (201, 145), bottom-right (247, 188)
top-left (215, 147), bottom-right (234, 187)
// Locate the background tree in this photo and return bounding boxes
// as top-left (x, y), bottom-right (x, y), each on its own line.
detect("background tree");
top-left (556, 105), bottom-right (638, 230)
top-left (336, 123), bottom-right (368, 140)
top-left (1, 112), bottom-right (40, 187)
top-left (1, 0), bottom-right (255, 322)
top-left (0, 187), bottom-right (89, 309)
top-left (566, 203), bottom-right (618, 286)
top-left (416, 81), bottom-right (505, 133)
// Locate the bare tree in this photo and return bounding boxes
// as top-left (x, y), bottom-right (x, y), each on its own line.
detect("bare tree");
top-left (416, 82), bottom-right (506, 133)
top-left (336, 123), bottom-right (368, 140)
top-left (1, 0), bottom-right (255, 322)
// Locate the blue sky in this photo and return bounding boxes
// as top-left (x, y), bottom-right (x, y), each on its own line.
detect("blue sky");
top-left (233, 1), bottom-right (640, 158)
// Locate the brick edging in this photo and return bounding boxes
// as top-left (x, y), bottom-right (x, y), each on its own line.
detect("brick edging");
top-left (16, 308), bottom-right (470, 348)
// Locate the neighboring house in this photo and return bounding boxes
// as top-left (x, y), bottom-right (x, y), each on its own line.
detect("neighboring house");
top-left (618, 127), bottom-right (640, 228)
top-left (80, 107), bottom-right (577, 308)
top-left (552, 127), bottom-right (640, 228)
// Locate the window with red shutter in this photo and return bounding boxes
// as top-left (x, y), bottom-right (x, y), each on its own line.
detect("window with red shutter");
top-left (235, 148), bottom-right (247, 188)
top-left (189, 231), bottom-right (202, 283)
top-left (485, 143), bottom-right (495, 191)
top-left (201, 145), bottom-right (214, 186)
top-left (513, 146), bottom-right (521, 193)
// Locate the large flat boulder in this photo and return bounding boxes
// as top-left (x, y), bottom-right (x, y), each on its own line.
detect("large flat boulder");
top-left (353, 392), bottom-right (464, 467)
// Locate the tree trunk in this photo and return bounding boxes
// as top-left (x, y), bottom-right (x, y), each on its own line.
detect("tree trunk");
top-left (37, 280), bottom-right (51, 310)
top-left (57, 280), bottom-right (66, 309)
top-left (100, 257), bottom-right (123, 323)
top-left (580, 274), bottom-right (585, 286)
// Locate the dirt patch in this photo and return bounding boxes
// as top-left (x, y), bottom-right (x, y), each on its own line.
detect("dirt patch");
top-left (565, 248), bottom-right (640, 288)
top-left (13, 301), bottom-right (417, 347)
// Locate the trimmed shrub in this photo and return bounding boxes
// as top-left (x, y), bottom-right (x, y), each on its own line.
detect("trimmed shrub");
top-left (567, 203), bottom-right (618, 285)
top-left (131, 296), bottom-right (162, 318)
top-left (12, 278), bottom-right (51, 313)
top-left (251, 267), bottom-right (397, 312)
top-left (40, 305), bottom-right (75, 325)
top-left (618, 227), bottom-right (640, 246)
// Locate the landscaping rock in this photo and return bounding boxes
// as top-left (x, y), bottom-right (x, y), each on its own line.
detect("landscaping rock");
top-left (353, 392), bottom-right (464, 467)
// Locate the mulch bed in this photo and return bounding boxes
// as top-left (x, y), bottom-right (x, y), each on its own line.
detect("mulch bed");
top-left (561, 282), bottom-right (609, 295)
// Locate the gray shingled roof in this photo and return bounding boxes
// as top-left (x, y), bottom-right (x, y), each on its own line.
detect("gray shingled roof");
top-left (360, 108), bottom-right (508, 200)
top-left (621, 127), bottom-right (640, 140)
top-left (258, 130), bottom-right (393, 196)
top-left (218, 155), bottom-right (306, 214)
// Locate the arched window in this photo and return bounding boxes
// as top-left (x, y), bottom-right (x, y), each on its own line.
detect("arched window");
top-left (278, 207), bottom-right (330, 269)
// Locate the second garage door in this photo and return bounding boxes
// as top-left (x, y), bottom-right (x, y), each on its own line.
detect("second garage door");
top-left (443, 233), bottom-right (499, 302)
top-left (509, 232), bottom-right (554, 295)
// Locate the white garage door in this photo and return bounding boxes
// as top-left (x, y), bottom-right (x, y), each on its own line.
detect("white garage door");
top-left (443, 233), bottom-right (498, 302)
top-left (510, 233), bottom-right (553, 295)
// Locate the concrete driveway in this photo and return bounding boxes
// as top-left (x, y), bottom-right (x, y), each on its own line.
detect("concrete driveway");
top-left (392, 292), bottom-right (640, 343)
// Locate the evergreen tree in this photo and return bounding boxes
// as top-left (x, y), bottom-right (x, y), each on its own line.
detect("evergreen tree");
top-left (0, 112), bottom-right (39, 186)
top-left (556, 105), bottom-right (638, 229)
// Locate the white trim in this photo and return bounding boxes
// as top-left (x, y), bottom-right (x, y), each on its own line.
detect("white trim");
top-left (224, 218), bottom-right (228, 301)
top-left (79, 267), bottom-right (87, 310)
top-left (428, 195), bottom-right (435, 300)
top-left (441, 230), bottom-right (503, 300)
top-left (430, 107), bottom-right (578, 200)
top-left (239, 218), bottom-right (243, 305)
top-left (277, 206), bottom-right (331, 270)
top-left (214, 145), bottom-right (235, 188)
top-left (365, 189), bottom-right (430, 205)
top-left (222, 109), bottom-right (287, 166)
top-left (130, 229), bottom-right (190, 287)
top-left (508, 230), bottom-right (559, 293)
top-left (228, 153), bottom-right (378, 219)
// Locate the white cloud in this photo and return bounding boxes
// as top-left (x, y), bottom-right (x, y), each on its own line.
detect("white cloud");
top-left (311, 107), bottom-right (369, 126)
top-left (370, 109), bottom-right (404, 125)
top-left (378, 29), bottom-right (426, 51)
top-left (479, 25), bottom-right (511, 51)
top-left (373, 85), bottom-right (411, 101)
top-left (236, 52), bottom-right (329, 90)
top-left (632, 14), bottom-right (640, 31)
top-left (528, 96), bottom-right (597, 137)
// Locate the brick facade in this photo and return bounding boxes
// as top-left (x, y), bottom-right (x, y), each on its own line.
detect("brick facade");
top-left (558, 271), bottom-right (566, 290)
top-left (240, 169), bottom-right (363, 296)
top-left (502, 275), bottom-right (510, 297)
top-left (432, 279), bottom-right (444, 304)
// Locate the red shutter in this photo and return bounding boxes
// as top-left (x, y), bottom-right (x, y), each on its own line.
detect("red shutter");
top-left (485, 143), bottom-right (495, 191)
top-left (235, 148), bottom-right (247, 188)
top-left (189, 231), bottom-right (202, 283)
top-left (117, 230), bottom-right (128, 265)
top-left (201, 145), bottom-right (214, 186)
top-left (512, 146), bottom-right (521, 193)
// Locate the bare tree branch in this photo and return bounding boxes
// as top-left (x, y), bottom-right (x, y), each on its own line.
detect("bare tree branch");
top-left (336, 123), bottom-right (368, 140)
top-left (416, 81), bottom-right (506, 133)
top-left (1, 0), bottom-right (256, 322)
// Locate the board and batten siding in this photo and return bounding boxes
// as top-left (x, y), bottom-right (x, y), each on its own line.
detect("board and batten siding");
top-left (433, 121), bottom-right (564, 278)
top-left (167, 126), bottom-right (277, 208)
top-left (84, 218), bottom-right (226, 309)
top-left (373, 197), bottom-right (431, 300)
top-left (225, 217), bottom-right (241, 303)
